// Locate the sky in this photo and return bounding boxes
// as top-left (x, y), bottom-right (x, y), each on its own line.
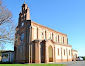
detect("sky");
top-left (2, 0), bottom-right (85, 56)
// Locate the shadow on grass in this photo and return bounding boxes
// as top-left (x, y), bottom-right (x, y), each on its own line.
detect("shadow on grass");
top-left (0, 62), bottom-right (66, 66)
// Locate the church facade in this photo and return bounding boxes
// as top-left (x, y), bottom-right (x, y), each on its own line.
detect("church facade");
top-left (14, 3), bottom-right (78, 63)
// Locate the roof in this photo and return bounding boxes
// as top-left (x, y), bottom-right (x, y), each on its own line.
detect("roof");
top-left (1, 50), bottom-right (14, 53)
top-left (72, 49), bottom-right (78, 52)
top-left (31, 21), bottom-right (67, 36)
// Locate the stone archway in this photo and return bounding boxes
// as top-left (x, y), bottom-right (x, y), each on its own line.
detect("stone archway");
top-left (49, 45), bottom-right (53, 62)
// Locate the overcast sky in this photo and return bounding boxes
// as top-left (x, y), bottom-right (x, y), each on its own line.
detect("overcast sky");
top-left (3, 0), bottom-right (85, 56)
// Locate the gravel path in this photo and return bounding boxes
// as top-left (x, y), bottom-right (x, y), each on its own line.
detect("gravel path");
top-left (56, 61), bottom-right (85, 66)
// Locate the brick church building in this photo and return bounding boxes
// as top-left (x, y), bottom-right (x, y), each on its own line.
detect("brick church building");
top-left (14, 2), bottom-right (78, 63)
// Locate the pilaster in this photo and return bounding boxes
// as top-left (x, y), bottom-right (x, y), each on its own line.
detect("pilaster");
top-left (32, 27), bottom-right (34, 41)
top-left (45, 31), bottom-right (48, 40)
top-left (35, 40), bottom-right (41, 63)
top-left (45, 42), bottom-right (49, 63)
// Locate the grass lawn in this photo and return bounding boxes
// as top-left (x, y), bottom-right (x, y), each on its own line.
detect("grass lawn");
top-left (0, 64), bottom-right (66, 66)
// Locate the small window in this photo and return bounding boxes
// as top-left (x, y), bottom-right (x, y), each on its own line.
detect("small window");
top-left (69, 50), bottom-right (70, 55)
top-left (58, 48), bottom-right (59, 55)
top-left (41, 31), bottom-right (43, 39)
top-left (2, 54), bottom-right (8, 59)
top-left (63, 37), bottom-right (64, 44)
top-left (22, 22), bottom-right (24, 27)
top-left (52, 33), bottom-right (53, 40)
top-left (42, 32), bottom-right (43, 35)
top-left (20, 33), bottom-right (24, 41)
top-left (56, 36), bottom-right (57, 42)
top-left (45, 31), bottom-right (46, 39)
top-left (67, 38), bottom-right (68, 44)
top-left (49, 33), bottom-right (51, 39)
top-left (64, 49), bottom-right (65, 55)
top-left (58, 35), bottom-right (59, 42)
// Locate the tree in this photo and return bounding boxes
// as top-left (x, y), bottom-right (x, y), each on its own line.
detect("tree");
top-left (0, 0), bottom-right (16, 50)
top-left (0, 0), bottom-right (12, 25)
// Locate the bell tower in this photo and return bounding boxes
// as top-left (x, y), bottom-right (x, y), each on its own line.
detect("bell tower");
top-left (18, 2), bottom-right (30, 27)
top-left (21, 2), bottom-right (30, 20)
top-left (15, 2), bottom-right (32, 63)
top-left (22, 1), bottom-right (30, 20)
top-left (22, 1), bottom-right (28, 12)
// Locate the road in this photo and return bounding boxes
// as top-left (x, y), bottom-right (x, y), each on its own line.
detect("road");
top-left (56, 61), bottom-right (85, 66)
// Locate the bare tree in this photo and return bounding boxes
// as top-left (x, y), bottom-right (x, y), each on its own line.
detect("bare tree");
top-left (0, 42), bottom-right (4, 50)
top-left (0, 0), bottom-right (12, 25)
top-left (0, 0), bottom-right (16, 50)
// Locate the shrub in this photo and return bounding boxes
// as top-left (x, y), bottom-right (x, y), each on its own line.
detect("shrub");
top-left (83, 57), bottom-right (85, 60)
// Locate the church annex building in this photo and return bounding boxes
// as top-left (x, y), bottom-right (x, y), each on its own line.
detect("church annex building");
top-left (14, 3), bottom-right (78, 63)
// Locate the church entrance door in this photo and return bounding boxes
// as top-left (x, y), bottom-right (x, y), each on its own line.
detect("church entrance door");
top-left (49, 45), bottom-right (53, 62)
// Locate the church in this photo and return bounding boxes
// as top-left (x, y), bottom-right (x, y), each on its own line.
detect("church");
top-left (14, 2), bottom-right (78, 63)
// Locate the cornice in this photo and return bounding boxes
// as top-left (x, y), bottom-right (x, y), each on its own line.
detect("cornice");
top-left (33, 39), bottom-right (72, 47)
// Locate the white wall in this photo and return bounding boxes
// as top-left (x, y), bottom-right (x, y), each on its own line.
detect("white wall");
top-left (55, 45), bottom-right (61, 59)
top-left (55, 44), bottom-right (72, 60)
top-left (62, 46), bottom-right (67, 59)
top-left (67, 47), bottom-right (72, 59)
top-left (72, 51), bottom-right (78, 60)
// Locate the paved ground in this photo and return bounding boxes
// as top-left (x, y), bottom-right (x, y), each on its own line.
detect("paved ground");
top-left (56, 61), bottom-right (85, 66)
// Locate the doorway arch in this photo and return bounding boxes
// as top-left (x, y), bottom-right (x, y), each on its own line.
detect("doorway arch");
top-left (49, 45), bottom-right (53, 62)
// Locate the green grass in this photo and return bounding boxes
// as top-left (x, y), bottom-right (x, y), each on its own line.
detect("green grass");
top-left (0, 64), bottom-right (66, 66)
